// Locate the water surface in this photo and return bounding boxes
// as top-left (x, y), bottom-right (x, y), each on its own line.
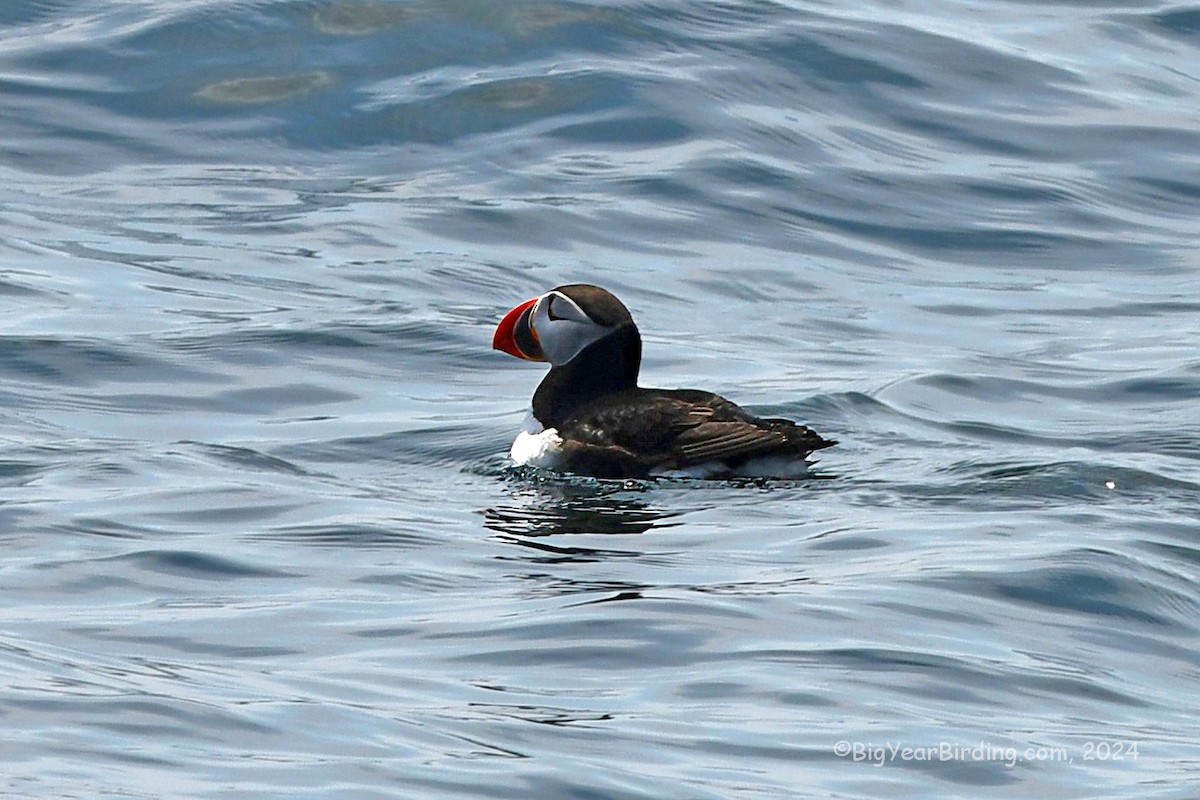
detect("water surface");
top-left (2, 1), bottom-right (1199, 797)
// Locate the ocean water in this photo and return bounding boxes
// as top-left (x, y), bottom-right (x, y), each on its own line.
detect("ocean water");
top-left (2, 0), bottom-right (1199, 797)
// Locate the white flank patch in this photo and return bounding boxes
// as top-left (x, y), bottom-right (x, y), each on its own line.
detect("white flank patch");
top-left (653, 455), bottom-right (815, 480)
top-left (731, 455), bottom-right (817, 478)
top-left (508, 414), bottom-right (564, 469)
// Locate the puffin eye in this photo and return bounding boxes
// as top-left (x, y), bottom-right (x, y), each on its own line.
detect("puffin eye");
top-left (543, 292), bottom-right (591, 324)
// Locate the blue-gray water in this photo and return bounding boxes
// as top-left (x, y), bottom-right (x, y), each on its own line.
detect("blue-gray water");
top-left (2, 1), bottom-right (1199, 797)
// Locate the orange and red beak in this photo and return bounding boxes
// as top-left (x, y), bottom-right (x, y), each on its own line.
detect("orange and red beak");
top-left (492, 297), bottom-right (546, 362)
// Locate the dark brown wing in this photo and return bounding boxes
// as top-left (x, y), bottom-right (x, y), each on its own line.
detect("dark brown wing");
top-left (557, 388), bottom-right (834, 476)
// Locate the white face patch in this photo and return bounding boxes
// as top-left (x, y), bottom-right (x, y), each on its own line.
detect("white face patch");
top-left (530, 291), bottom-right (610, 366)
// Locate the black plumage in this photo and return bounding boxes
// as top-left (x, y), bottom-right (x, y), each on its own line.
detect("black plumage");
top-left (522, 284), bottom-right (834, 478)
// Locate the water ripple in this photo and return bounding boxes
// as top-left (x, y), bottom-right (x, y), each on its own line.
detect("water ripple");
top-left (3, 0), bottom-right (1200, 797)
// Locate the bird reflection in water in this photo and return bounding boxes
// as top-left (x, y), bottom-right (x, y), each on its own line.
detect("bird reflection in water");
top-left (482, 472), bottom-right (681, 563)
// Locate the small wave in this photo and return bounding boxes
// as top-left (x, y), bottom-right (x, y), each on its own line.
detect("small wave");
top-left (195, 72), bottom-right (334, 105)
top-left (250, 522), bottom-right (435, 549)
top-left (103, 548), bottom-right (301, 580)
top-left (933, 547), bottom-right (1200, 631)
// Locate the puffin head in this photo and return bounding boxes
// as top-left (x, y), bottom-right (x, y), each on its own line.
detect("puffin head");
top-left (493, 284), bottom-right (634, 367)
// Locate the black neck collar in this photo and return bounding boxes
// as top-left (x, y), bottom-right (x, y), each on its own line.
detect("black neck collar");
top-left (532, 323), bottom-right (641, 428)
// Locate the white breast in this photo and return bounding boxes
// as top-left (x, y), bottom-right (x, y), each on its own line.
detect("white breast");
top-left (508, 414), bottom-right (564, 469)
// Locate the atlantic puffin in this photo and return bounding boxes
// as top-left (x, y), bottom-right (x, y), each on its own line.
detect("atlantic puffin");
top-left (492, 284), bottom-right (835, 478)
